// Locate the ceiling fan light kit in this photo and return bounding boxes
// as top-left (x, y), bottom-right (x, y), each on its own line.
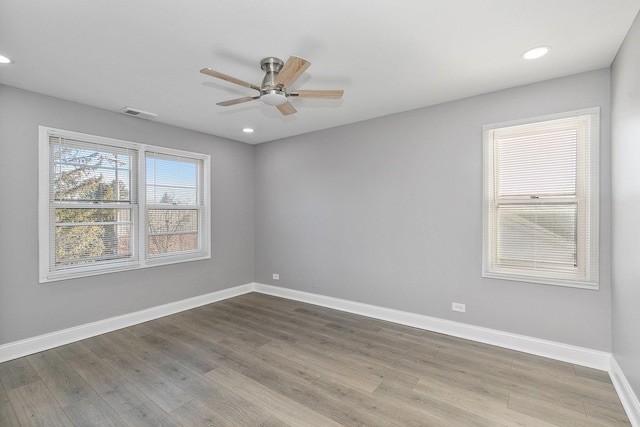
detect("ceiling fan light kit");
top-left (200, 55), bottom-right (344, 115)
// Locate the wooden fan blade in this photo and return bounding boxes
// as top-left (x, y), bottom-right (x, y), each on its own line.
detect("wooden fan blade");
top-left (274, 56), bottom-right (311, 88)
top-left (200, 68), bottom-right (261, 91)
top-left (216, 96), bottom-right (259, 106)
top-left (276, 101), bottom-right (297, 116)
top-left (291, 89), bottom-right (344, 99)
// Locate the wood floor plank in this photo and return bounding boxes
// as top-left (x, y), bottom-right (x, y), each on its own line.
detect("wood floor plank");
top-left (377, 326), bottom-right (448, 351)
top-left (514, 359), bottom-right (621, 396)
top-left (0, 357), bottom-right (40, 390)
top-left (153, 326), bottom-right (258, 373)
top-left (104, 351), bottom-right (193, 413)
top-left (217, 298), bottom-right (328, 330)
top-left (574, 365), bottom-right (613, 384)
top-left (124, 322), bottom-right (156, 338)
top-left (137, 332), bottom-right (218, 374)
top-left (247, 343), bottom-right (324, 385)
top-left (212, 301), bottom-right (343, 350)
top-left (100, 328), bottom-right (176, 369)
top-left (168, 313), bottom-right (233, 344)
top-left (199, 301), bottom-right (301, 343)
top-left (168, 307), bottom-right (272, 347)
top-left (352, 341), bottom-right (513, 405)
top-left (206, 366), bottom-right (342, 427)
top-left (0, 388), bottom-right (20, 427)
top-left (430, 340), bottom-right (515, 371)
top-left (508, 392), bottom-right (606, 427)
top-left (120, 400), bottom-right (181, 427)
top-left (392, 343), bottom-right (602, 418)
top-left (27, 349), bottom-right (96, 407)
top-left (260, 339), bottom-right (382, 393)
top-left (234, 293), bottom-right (310, 316)
top-left (410, 377), bottom-right (557, 427)
top-left (306, 323), bottom-right (425, 369)
top-left (584, 398), bottom-right (632, 425)
top-left (65, 351), bottom-right (148, 414)
top-left (503, 363), bottom-right (621, 411)
top-left (207, 333), bottom-right (392, 426)
top-left (294, 306), bottom-right (384, 332)
top-left (512, 350), bottom-right (576, 374)
top-left (309, 373), bottom-right (455, 427)
top-left (53, 341), bottom-right (93, 360)
top-left (63, 394), bottom-right (128, 426)
top-left (259, 415), bottom-right (291, 427)
top-left (241, 355), bottom-right (392, 426)
top-left (423, 329), bottom-right (521, 360)
top-left (169, 399), bottom-right (229, 427)
top-left (371, 380), bottom-right (504, 427)
top-left (157, 359), bottom-right (272, 425)
top-left (416, 366), bottom-right (509, 403)
top-left (288, 334), bottom-right (420, 389)
top-left (6, 380), bottom-right (73, 426)
top-left (317, 321), bottom-right (413, 357)
top-left (81, 333), bottom-right (127, 359)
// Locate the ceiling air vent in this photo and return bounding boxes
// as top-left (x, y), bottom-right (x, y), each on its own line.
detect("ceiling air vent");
top-left (120, 106), bottom-right (157, 120)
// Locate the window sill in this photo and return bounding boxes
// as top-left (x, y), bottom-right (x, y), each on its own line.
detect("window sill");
top-left (482, 271), bottom-right (599, 290)
top-left (40, 253), bottom-right (210, 283)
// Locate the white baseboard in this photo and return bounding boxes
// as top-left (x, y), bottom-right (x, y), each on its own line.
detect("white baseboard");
top-left (0, 283), bottom-right (254, 363)
top-left (611, 357), bottom-right (640, 427)
top-left (253, 283), bottom-right (612, 371)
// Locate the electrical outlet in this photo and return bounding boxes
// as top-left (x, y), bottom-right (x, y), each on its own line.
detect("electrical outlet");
top-left (452, 302), bottom-right (466, 313)
top-left (272, 273), bottom-right (279, 280)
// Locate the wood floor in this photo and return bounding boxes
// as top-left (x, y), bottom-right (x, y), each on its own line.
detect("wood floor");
top-left (0, 292), bottom-right (630, 426)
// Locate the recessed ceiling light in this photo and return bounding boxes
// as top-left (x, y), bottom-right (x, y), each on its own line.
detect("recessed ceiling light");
top-left (522, 46), bottom-right (551, 60)
top-left (0, 54), bottom-right (13, 64)
top-left (242, 128), bottom-right (254, 133)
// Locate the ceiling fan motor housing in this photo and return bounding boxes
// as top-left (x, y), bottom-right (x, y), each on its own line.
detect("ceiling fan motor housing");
top-left (259, 57), bottom-right (288, 105)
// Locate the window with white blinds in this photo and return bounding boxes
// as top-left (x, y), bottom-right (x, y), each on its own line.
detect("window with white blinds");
top-left (482, 109), bottom-right (599, 289)
top-left (146, 152), bottom-right (205, 260)
top-left (39, 127), bottom-right (210, 282)
top-left (48, 136), bottom-right (139, 274)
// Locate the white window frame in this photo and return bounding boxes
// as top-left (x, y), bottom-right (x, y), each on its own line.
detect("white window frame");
top-left (39, 126), bottom-right (211, 282)
top-left (144, 149), bottom-right (208, 264)
top-left (482, 108), bottom-right (599, 289)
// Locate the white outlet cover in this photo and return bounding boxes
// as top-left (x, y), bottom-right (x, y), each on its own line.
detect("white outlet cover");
top-left (272, 274), bottom-right (279, 280)
top-left (452, 302), bottom-right (466, 313)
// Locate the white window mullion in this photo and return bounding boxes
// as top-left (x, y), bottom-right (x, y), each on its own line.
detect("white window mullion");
top-left (138, 149), bottom-right (147, 268)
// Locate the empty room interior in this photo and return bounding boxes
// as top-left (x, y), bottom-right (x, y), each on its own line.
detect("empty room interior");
top-left (1, 1), bottom-right (640, 426)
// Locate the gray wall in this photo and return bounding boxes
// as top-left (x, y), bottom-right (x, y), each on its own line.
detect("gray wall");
top-left (0, 85), bottom-right (255, 344)
top-left (611, 12), bottom-right (640, 401)
top-left (0, 68), bottom-right (616, 354)
top-left (255, 69), bottom-right (612, 351)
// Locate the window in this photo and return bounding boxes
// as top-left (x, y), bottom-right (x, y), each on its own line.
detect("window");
top-left (145, 152), bottom-right (205, 260)
top-left (482, 109), bottom-right (599, 289)
top-left (39, 127), bottom-right (210, 282)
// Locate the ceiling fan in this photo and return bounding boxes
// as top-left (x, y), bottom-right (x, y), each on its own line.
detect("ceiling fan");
top-left (200, 56), bottom-right (344, 116)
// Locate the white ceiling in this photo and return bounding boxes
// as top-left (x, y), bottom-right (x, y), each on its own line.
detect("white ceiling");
top-left (1, 1), bottom-right (638, 144)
